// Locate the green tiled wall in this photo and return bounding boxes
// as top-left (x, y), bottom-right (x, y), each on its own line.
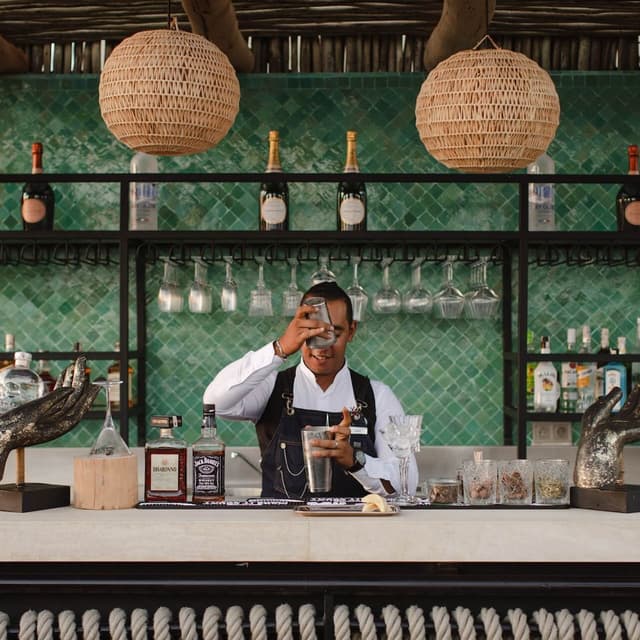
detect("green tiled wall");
top-left (0, 71), bottom-right (638, 448)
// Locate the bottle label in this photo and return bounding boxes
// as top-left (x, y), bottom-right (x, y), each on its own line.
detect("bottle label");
top-left (625, 201), bottom-right (640, 226)
top-left (149, 453), bottom-right (179, 491)
top-left (576, 364), bottom-right (594, 388)
top-left (560, 362), bottom-right (577, 387)
top-left (193, 453), bottom-right (225, 496)
top-left (22, 197), bottom-right (46, 223)
top-left (340, 197), bottom-right (365, 225)
top-left (261, 196), bottom-right (287, 224)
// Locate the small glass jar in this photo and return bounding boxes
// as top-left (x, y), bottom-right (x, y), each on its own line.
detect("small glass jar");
top-left (463, 459), bottom-right (497, 505)
top-left (534, 459), bottom-right (570, 505)
top-left (427, 478), bottom-right (459, 504)
top-left (498, 459), bottom-right (533, 505)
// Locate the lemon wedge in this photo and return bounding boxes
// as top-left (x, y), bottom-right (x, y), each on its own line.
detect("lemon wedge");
top-left (361, 493), bottom-right (391, 513)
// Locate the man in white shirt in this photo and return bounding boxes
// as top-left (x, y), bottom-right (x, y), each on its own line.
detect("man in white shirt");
top-left (204, 281), bottom-right (418, 499)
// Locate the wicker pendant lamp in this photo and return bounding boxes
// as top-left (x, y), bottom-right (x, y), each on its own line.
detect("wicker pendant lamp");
top-left (415, 36), bottom-right (560, 173)
top-left (99, 21), bottom-right (240, 156)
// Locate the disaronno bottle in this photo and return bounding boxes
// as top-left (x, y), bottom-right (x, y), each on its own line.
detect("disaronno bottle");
top-left (144, 415), bottom-right (187, 502)
top-left (192, 404), bottom-right (225, 503)
top-left (337, 131), bottom-right (367, 231)
top-left (259, 130), bottom-right (289, 231)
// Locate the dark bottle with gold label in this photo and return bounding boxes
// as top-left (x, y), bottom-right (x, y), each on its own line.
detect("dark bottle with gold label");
top-left (259, 130), bottom-right (289, 231)
top-left (144, 415), bottom-right (187, 502)
top-left (337, 131), bottom-right (367, 231)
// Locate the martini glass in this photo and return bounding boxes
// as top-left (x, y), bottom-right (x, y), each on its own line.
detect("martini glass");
top-left (89, 380), bottom-right (131, 457)
top-left (432, 256), bottom-right (465, 319)
top-left (402, 258), bottom-right (432, 314)
top-left (466, 257), bottom-right (500, 319)
top-left (282, 259), bottom-right (302, 316)
top-left (220, 256), bottom-right (238, 313)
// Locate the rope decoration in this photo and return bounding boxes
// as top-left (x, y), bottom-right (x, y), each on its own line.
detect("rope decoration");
top-left (5, 605), bottom-right (640, 640)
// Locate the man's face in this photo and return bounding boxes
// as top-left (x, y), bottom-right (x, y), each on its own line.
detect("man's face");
top-left (301, 298), bottom-right (356, 387)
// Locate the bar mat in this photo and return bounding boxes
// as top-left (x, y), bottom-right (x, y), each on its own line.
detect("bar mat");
top-left (136, 499), bottom-right (302, 509)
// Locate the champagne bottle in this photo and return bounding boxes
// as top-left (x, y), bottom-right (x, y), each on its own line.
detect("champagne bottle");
top-left (616, 144), bottom-right (640, 232)
top-left (21, 142), bottom-right (55, 231)
top-left (259, 130), bottom-right (289, 231)
top-left (337, 130), bottom-right (367, 231)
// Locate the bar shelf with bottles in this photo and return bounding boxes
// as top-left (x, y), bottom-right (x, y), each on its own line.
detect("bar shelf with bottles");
top-left (3, 170), bottom-right (640, 453)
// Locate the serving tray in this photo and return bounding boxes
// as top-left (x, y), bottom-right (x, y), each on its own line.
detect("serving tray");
top-left (293, 504), bottom-right (400, 516)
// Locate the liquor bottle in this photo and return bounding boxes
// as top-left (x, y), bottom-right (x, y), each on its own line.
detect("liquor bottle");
top-left (129, 151), bottom-right (158, 231)
top-left (259, 130), bottom-right (289, 231)
top-left (192, 404), bottom-right (226, 503)
top-left (632, 317), bottom-right (640, 392)
top-left (604, 336), bottom-right (628, 412)
top-left (21, 142), bottom-right (55, 231)
top-left (616, 144), bottom-right (640, 232)
top-left (525, 329), bottom-right (536, 410)
top-left (337, 130), bottom-right (367, 231)
top-left (527, 152), bottom-right (555, 231)
top-left (107, 341), bottom-right (134, 410)
top-left (36, 360), bottom-right (56, 393)
top-left (595, 327), bottom-right (612, 398)
top-left (144, 415), bottom-right (187, 502)
top-left (533, 336), bottom-right (560, 412)
top-left (559, 328), bottom-right (577, 413)
top-left (576, 325), bottom-right (596, 412)
top-left (0, 352), bottom-right (45, 414)
top-left (0, 333), bottom-right (15, 370)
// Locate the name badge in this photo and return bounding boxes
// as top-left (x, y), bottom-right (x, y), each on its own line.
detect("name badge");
top-left (350, 426), bottom-right (368, 435)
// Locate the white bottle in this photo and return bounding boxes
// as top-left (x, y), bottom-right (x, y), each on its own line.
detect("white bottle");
top-left (534, 336), bottom-right (560, 412)
top-left (604, 336), bottom-right (628, 413)
top-left (527, 152), bottom-right (555, 231)
top-left (130, 152), bottom-right (158, 230)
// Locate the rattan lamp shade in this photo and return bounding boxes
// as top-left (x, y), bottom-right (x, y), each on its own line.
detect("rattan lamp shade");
top-left (99, 29), bottom-right (240, 156)
top-left (415, 43), bottom-right (560, 173)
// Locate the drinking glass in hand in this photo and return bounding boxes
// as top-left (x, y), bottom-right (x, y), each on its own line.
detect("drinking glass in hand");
top-left (304, 297), bottom-right (336, 349)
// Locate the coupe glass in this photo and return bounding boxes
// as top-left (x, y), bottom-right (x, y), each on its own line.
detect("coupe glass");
top-left (188, 258), bottom-right (213, 313)
top-left (465, 257), bottom-right (500, 320)
top-left (432, 256), bottom-right (465, 319)
top-left (220, 256), bottom-right (238, 313)
top-left (380, 414), bottom-right (422, 505)
top-left (402, 258), bottom-right (432, 314)
top-left (248, 257), bottom-right (273, 317)
top-left (89, 380), bottom-right (131, 457)
top-left (345, 256), bottom-right (368, 321)
top-left (282, 259), bottom-right (302, 316)
top-left (157, 258), bottom-right (183, 313)
top-left (372, 258), bottom-right (401, 314)
top-left (310, 255), bottom-right (336, 285)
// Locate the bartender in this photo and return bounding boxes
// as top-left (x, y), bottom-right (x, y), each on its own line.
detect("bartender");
top-left (204, 281), bottom-right (418, 499)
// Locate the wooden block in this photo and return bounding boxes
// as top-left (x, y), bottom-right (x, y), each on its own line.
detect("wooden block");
top-left (73, 455), bottom-right (138, 510)
top-left (0, 483), bottom-right (70, 512)
top-left (570, 485), bottom-right (640, 513)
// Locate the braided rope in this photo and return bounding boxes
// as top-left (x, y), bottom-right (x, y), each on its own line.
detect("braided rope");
top-left (297, 604), bottom-right (316, 640)
top-left (532, 609), bottom-right (557, 640)
top-left (479, 608), bottom-right (502, 640)
top-left (0, 612), bottom-right (9, 640)
top-left (249, 605), bottom-right (267, 640)
top-left (36, 611), bottom-right (54, 640)
top-left (381, 605), bottom-right (402, 640)
top-left (109, 609), bottom-right (127, 640)
top-left (453, 607), bottom-right (475, 640)
top-left (507, 609), bottom-right (529, 640)
top-left (226, 606), bottom-right (245, 640)
top-left (153, 608), bottom-right (172, 640)
top-left (554, 610), bottom-right (574, 640)
top-left (202, 607), bottom-right (221, 640)
top-left (275, 604), bottom-right (293, 640)
top-left (600, 610), bottom-right (622, 640)
top-left (130, 610), bottom-right (148, 640)
top-left (81, 610), bottom-right (100, 640)
top-left (333, 605), bottom-right (351, 640)
top-left (430, 606), bottom-right (451, 640)
top-left (58, 612), bottom-right (76, 640)
top-left (19, 611), bottom-right (37, 640)
top-left (179, 609), bottom-right (197, 640)
top-left (406, 606), bottom-right (426, 640)
top-left (355, 605), bottom-right (376, 640)
top-left (622, 610), bottom-right (640, 640)
top-left (576, 610), bottom-right (597, 640)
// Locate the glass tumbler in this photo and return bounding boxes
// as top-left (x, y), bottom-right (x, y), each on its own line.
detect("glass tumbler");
top-left (463, 459), bottom-right (497, 505)
top-left (534, 459), bottom-right (570, 505)
top-left (498, 459), bottom-right (533, 505)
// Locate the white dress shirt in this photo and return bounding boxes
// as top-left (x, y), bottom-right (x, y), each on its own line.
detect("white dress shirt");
top-left (204, 341), bottom-right (419, 496)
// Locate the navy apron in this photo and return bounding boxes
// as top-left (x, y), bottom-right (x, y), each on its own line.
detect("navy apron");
top-left (256, 366), bottom-right (377, 499)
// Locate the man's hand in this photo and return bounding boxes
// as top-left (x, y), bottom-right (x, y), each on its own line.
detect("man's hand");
top-left (310, 408), bottom-right (356, 468)
top-left (277, 303), bottom-right (334, 357)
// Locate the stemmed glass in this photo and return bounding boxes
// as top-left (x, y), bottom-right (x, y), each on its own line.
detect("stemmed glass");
top-left (89, 380), bottom-right (131, 457)
top-left (158, 258), bottom-right (183, 313)
top-left (220, 256), bottom-right (238, 313)
top-left (432, 256), bottom-right (465, 319)
top-left (380, 414), bottom-right (422, 505)
top-left (248, 257), bottom-right (273, 317)
top-left (188, 258), bottom-right (213, 313)
top-left (282, 258), bottom-right (302, 316)
top-left (372, 258), bottom-right (401, 314)
top-left (346, 256), bottom-right (368, 322)
top-left (310, 255), bottom-right (336, 285)
top-left (465, 258), bottom-right (501, 319)
top-left (402, 257), bottom-right (432, 314)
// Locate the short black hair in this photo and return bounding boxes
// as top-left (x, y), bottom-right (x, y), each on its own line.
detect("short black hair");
top-left (302, 281), bottom-right (353, 324)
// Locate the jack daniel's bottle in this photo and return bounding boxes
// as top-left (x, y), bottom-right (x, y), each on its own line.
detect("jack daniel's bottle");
top-left (337, 131), bottom-right (367, 231)
top-left (192, 404), bottom-right (225, 503)
top-left (616, 144), bottom-right (640, 231)
top-left (259, 131), bottom-right (289, 231)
